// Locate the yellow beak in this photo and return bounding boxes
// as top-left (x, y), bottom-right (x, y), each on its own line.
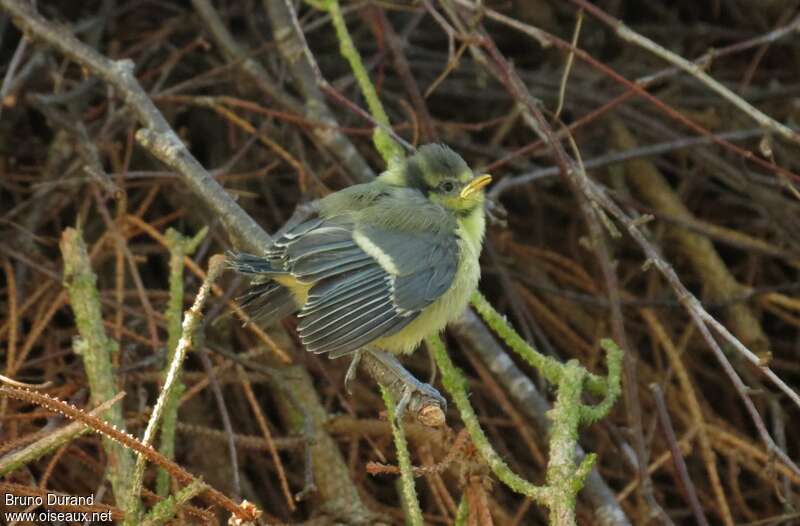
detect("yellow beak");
top-left (460, 174), bottom-right (493, 198)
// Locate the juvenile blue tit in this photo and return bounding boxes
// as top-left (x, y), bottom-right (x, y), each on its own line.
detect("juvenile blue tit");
top-left (230, 144), bottom-right (491, 365)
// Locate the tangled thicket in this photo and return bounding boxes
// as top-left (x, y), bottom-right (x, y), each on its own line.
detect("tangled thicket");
top-left (1, 1), bottom-right (799, 524)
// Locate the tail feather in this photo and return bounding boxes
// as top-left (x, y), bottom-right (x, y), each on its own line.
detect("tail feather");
top-left (228, 252), bottom-right (298, 326)
top-left (238, 282), bottom-right (299, 326)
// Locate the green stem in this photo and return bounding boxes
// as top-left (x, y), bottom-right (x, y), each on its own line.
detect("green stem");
top-left (139, 479), bottom-right (207, 526)
top-left (296, 6), bottom-right (628, 520)
top-left (427, 334), bottom-right (549, 503)
top-left (316, 0), bottom-right (404, 164)
top-left (579, 339), bottom-right (624, 424)
top-left (126, 253), bottom-right (224, 525)
top-left (454, 494), bottom-right (469, 526)
top-left (381, 385), bottom-right (424, 526)
top-left (470, 292), bottom-right (608, 396)
top-left (156, 227), bottom-right (207, 496)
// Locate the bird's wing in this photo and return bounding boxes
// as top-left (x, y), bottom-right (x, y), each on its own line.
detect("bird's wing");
top-left (268, 201), bottom-right (459, 357)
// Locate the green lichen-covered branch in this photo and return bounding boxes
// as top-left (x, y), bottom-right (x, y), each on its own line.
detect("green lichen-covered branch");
top-left (60, 228), bottom-right (136, 504)
top-left (579, 339), bottom-right (624, 425)
top-left (139, 479), bottom-right (207, 526)
top-left (427, 334), bottom-right (551, 504)
top-left (545, 361), bottom-right (594, 525)
top-left (428, 330), bottom-right (623, 526)
top-left (471, 291), bottom-right (609, 396)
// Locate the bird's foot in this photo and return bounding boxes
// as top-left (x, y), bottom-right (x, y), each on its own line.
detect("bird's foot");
top-left (362, 349), bottom-right (447, 427)
top-left (394, 377), bottom-right (447, 425)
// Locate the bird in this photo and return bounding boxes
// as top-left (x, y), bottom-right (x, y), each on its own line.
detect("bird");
top-left (228, 144), bottom-right (491, 415)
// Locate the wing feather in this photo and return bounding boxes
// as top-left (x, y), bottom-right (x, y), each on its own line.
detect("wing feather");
top-left (299, 275), bottom-right (387, 318)
top-left (303, 299), bottom-right (396, 350)
top-left (236, 282), bottom-right (298, 326)
top-left (324, 316), bottom-right (415, 358)
top-left (291, 247), bottom-right (370, 277)
top-left (305, 267), bottom-right (385, 306)
top-left (300, 288), bottom-right (391, 339)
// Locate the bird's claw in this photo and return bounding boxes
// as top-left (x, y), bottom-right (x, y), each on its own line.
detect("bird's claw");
top-left (344, 349), bottom-right (363, 395)
top-left (395, 386), bottom-right (413, 424)
top-left (393, 376), bottom-right (447, 427)
top-left (344, 348), bottom-right (448, 427)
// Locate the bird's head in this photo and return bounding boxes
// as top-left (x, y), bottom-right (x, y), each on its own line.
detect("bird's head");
top-left (394, 144), bottom-right (492, 215)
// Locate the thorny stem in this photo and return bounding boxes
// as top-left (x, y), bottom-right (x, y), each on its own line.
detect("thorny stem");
top-left (0, 386), bottom-right (258, 522)
top-left (0, 1), bottom-right (373, 518)
top-left (0, 392), bottom-right (125, 476)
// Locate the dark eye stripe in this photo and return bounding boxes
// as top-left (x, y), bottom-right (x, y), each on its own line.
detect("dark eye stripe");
top-left (405, 157), bottom-right (429, 196)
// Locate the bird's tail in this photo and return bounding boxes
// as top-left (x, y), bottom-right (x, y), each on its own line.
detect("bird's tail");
top-left (227, 252), bottom-right (298, 326)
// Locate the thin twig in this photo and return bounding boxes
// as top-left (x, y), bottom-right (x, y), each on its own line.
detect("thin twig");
top-left (650, 384), bottom-right (711, 526)
top-left (570, 1), bottom-right (800, 146)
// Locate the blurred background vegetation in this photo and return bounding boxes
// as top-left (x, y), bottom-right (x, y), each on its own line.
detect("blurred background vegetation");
top-left (1, 1), bottom-right (799, 524)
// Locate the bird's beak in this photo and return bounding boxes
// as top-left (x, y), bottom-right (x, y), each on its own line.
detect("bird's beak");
top-left (460, 174), bottom-right (493, 198)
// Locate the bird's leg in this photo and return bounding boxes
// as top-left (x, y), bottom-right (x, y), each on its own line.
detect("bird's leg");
top-left (361, 348), bottom-right (447, 424)
top-left (394, 385), bottom-right (414, 423)
top-left (343, 349), bottom-right (363, 395)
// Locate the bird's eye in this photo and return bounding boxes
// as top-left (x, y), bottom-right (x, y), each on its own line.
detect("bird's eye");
top-left (440, 181), bottom-right (455, 193)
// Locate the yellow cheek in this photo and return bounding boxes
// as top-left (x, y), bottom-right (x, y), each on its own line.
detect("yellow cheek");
top-left (432, 194), bottom-right (460, 209)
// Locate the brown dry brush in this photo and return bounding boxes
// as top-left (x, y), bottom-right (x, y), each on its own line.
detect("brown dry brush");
top-left (1, 0), bottom-right (799, 524)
